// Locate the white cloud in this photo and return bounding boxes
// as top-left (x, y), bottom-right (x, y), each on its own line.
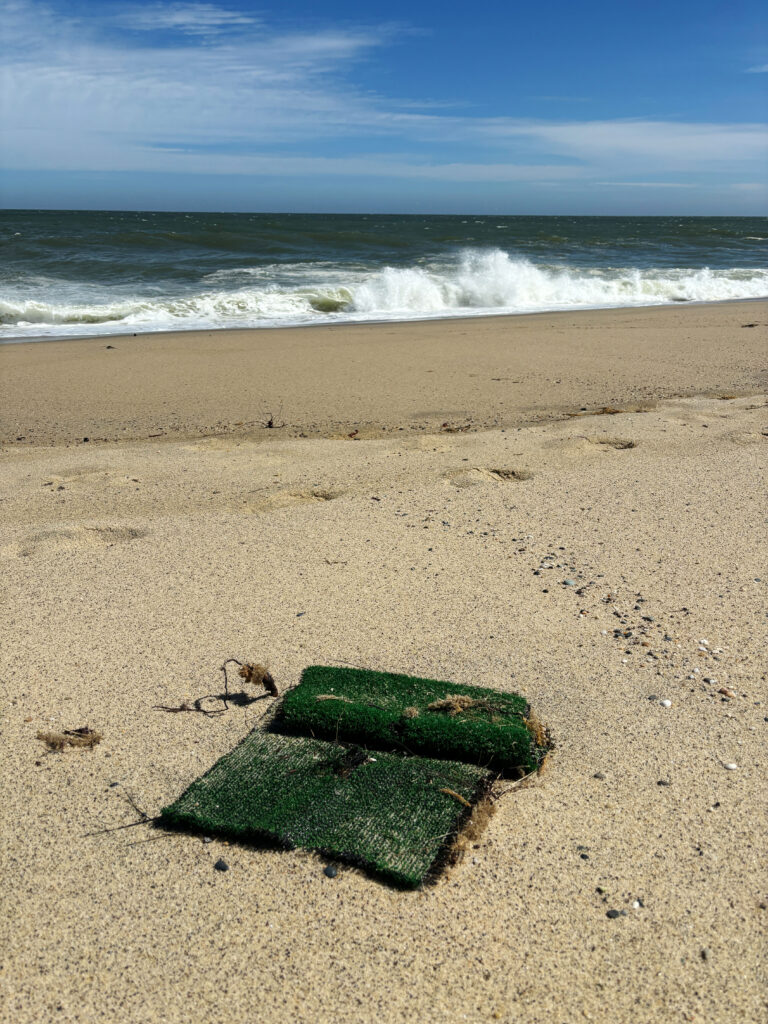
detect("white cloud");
top-left (115, 3), bottom-right (259, 35)
top-left (1, 0), bottom-right (767, 190)
top-left (746, 64), bottom-right (768, 73)
top-left (596, 182), bottom-right (695, 188)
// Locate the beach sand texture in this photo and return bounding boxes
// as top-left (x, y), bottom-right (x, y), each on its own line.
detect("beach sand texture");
top-left (1, 303), bottom-right (767, 1023)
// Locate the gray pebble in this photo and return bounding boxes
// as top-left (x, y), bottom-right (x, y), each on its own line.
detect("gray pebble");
top-left (214, 858), bottom-right (229, 872)
top-left (563, 579), bottom-right (576, 586)
top-left (606, 909), bottom-right (626, 919)
top-left (324, 864), bottom-right (338, 878)
top-left (593, 772), bottom-right (606, 780)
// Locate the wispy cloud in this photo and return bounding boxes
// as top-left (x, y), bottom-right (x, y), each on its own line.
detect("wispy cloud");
top-left (115, 3), bottom-right (260, 36)
top-left (1, 0), bottom-right (767, 194)
top-left (596, 182), bottom-right (695, 188)
top-left (746, 64), bottom-right (768, 73)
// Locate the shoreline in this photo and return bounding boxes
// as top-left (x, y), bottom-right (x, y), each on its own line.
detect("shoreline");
top-left (2, 294), bottom-right (766, 347)
top-left (2, 300), bottom-right (766, 446)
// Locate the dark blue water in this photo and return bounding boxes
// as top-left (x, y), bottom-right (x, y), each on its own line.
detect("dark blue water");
top-left (1, 211), bottom-right (766, 340)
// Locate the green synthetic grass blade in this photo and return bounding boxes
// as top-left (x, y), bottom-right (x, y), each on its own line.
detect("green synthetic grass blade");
top-left (160, 730), bottom-right (491, 888)
top-left (276, 666), bottom-right (543, 774)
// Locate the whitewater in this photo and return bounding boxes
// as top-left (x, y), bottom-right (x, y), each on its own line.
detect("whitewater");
top-left (2, 212), bottom-right (766, 341)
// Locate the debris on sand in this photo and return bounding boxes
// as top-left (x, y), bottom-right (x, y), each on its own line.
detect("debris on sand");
top-left (37, 726), bottom-right (102, 751)
top-left (238, 662), bottom-right (278, 697)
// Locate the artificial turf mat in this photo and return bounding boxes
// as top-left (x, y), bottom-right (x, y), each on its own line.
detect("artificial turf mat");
top-left (160, 729), bottom-right (491, 888)
top-left (276, 665), bottom-right (543, 775)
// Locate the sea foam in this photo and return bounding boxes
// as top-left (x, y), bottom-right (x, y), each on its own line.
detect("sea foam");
top-left (1, 249), bottom-right (766, 338)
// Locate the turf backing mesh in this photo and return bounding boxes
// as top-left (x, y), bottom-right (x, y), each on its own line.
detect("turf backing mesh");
top-left (277, 666), bottom-right (542, 774)
top-left (160, 730), bottom-right (491, 888)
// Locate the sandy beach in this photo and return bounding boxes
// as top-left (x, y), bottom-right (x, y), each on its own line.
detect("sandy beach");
top-left (1, 301), bottom-right (766, 1023)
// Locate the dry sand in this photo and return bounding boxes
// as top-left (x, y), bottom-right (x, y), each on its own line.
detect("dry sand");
top-left (1, 302), bottom-right (766, 1023)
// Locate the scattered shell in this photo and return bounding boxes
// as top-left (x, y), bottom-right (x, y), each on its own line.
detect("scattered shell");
top-left (660, 699), bottom-right (672, 708)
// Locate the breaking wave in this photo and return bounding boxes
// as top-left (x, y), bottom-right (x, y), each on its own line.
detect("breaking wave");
top-left (2, 249), bottom-right (766, 339)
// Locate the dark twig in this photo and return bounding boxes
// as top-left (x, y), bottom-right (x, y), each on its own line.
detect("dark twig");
top-left (120, 788), bottom-right (150, 821)
top-left (220, 658), bottom-right (245, 710)
top-left (83, 817), bottom-right (157, 837)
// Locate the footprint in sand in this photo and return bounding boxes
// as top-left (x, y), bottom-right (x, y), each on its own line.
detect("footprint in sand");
top-left (243, 488), bottom-right (343, 514)
top-left (44, 468), bottom-right (144, 491)
top-left (6, 525), bottom-right (148, 558)
top-left (445, 467), bottom-right (534, 488)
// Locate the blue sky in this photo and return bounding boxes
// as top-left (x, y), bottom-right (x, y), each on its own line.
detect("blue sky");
top-left (1, 0), bottom-right (766, 213)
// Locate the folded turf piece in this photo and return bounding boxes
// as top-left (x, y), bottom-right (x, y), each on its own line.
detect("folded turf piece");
top-left (276, 665), bottom-right (544, 775)
top-left (159, 729), bottom-right (491, 888)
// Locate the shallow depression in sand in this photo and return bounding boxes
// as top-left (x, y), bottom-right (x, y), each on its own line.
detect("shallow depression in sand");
top-left (445, 466), bottom-right (534, 488)
top-left (7, 524), bottom-right (148, 558)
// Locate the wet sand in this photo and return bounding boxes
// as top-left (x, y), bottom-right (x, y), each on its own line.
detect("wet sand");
top-left (1, 302), bottom-right (766, 1023)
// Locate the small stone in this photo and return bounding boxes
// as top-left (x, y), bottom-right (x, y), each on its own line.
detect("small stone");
top-left (723, 763), bottom-right (738, 771)
top-left (718, 687), bottom-right (736, 698)
top-left (593, 772), bottom-right (606, 780)
top-left (657, 779), bottom-right (671, 786)
top-left (647, 695), bottom-right (658, 701)
top-left (563, 579), bottom-right (577, 586)
top-left (660, 699), bottom-right (672, 708)
top-left (580, 853), bottom-right (590, 860)
top-left (214, 858), bottom-right (229, 871)
top-left (203, 837), bottom-right (214, 844)
top-left (324, 864), bottom-right (338, 878)
top-left (606, 909), bottom-right (625, 919)
top-left (632, 900), bottom-right (641, 909)
top-left (700, 948), bottom-right (710, 961)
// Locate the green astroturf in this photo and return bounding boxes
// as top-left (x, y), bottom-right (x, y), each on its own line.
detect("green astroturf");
top-left (277, 666), bottom-right (542, 775)
top-left (160, 729), bottom-right (491, 888)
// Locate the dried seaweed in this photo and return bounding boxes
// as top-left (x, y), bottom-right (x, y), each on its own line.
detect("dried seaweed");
top-left (37, 726), bottom-right (102, 751)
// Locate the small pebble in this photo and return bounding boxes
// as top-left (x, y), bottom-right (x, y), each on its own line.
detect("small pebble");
top-left (593, 772), bottom-right (606, 780)
top-left (723, 763), bottom-right (738, 771)
top-left (563, 579), bottom-right (576, 586)
top-left (203, 837), bottom-right (214, 844)
top-left (660, 699), bottom-right (672, 708)
top-left (606, 909), bottom-right (626, 919)
top-left (213, 858), bottom-right (229, 872)
top-left (657, 779), bottom-right (671, 786)
top-left (632, 900), bottom-right (641, 909)
top-left (324, 864), bottom-right (338, 878)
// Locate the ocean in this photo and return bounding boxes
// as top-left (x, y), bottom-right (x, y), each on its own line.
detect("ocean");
top-left (1, 211), bottom-right (766, 342)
